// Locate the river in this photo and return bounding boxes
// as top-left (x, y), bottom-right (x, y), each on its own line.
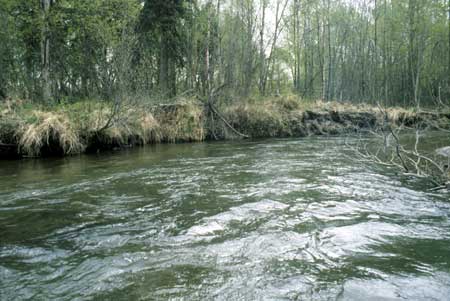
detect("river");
top-left (1, 137), bottom-right (450, 300)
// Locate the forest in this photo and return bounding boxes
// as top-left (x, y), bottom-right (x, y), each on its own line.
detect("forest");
top-left (0, 0), bottom-right (450, 183)
top-left (1, 0), bottom-right (449, 106)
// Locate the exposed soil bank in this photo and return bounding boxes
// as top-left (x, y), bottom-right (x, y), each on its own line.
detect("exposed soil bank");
top-left (229, 109), bottom-right (450, 138)
top-left (1, 97), bottom-right (449, 159)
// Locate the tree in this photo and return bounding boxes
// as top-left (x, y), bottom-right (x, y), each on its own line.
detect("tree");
top-left (0, 0), bottom-right (15, 99)
top-left (258, 0), bottom-right (267, 95)
top-left (139, 0), bottom-right (186, 97)
top-left (40, 0), bottom-right (52, 102)
top-left (1, 0), bottom-right (450, 106)
top-left (448, 0), bottom-right (450, 97)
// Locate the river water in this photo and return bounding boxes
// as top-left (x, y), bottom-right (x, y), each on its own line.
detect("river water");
top-left (1, 137), bottom-right (450, 300)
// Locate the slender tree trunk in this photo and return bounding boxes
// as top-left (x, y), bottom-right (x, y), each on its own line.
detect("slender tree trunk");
top-left (266, 0), bottom-right (289, 95)
top-left (160, 37), bottom-right (176, 97)
top-left (292, 0), bottom-right (297, 91)
top-left (303, 16), bottom-right (309, 96)
top-left (317, 16), bottom-right (324, 100)
top-left (186, 2), bottom-right (194, 90)
top-left (81, 33), bottom-right (90, 97)
top-left (448, 0), bottom-right (450, 97)
top-left (206, 1), bottom-right (212, 96)
top-left (374, 0), bottom-right (378, 101)
top-left (41, 0), bottom-right (51, 102)
top-left (169, 56), bottom-right (176, 97)
top-left (215, 0), bottom-right (221, 85)
top-left (259, 0), bottom-right (266, 95)
top-left (295, 0), bottom-right (301, 94)
top-left (408, 0), bottom-right (417, 105)
top-left (242, 0), bottom-right (255, 96)
top-left (159, 36), bottom-right (169, 96)
top-left (383, 0), bottom-right (388, 105)
top-left (326, 0), bottom-right (332, 101)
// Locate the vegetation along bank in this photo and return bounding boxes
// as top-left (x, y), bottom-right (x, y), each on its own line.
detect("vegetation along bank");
top-left (1, 96), bottom-right (449, 159)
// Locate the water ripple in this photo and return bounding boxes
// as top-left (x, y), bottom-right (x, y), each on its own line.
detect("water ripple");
top-left (1, 137), bottom-right (449, 300)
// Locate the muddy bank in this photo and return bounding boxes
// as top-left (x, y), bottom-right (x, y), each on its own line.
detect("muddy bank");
top-left (223, 99), bottom-right (450, 138)
top-left (1, 98), bottom-right (449, 159)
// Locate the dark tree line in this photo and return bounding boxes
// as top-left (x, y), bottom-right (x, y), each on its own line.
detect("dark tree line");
top-left (0, 0), bottom-right (449, 107)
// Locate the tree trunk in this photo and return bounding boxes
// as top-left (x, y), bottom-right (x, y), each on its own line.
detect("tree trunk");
top-left (159, 36), bottom-right (175, 97)
top-left (448, 0), bottom-right (450, 97)
top-left (383, 0), bottom-right (388, 105)
top-left (215, 0), bottom-right (221, 85)
top-left (206, 2), bottom-right (212, 96)
top-left (168, 57), bottom-right (176, 97)
top-left (326, 0), bottom-right (332, 101)
top-left (317, 16), bottom-right (324, 100)
top-left (293, 0), bottom-right (301, 94)
top-left (408, 0), bottom-right (417, 105)
top-left (373, 0), bottom-right (378, 101)
top-left (41, 0), bottom-right (51, 102)
top-left (259, 0), bottom-right (266, 95)
top-left (243, 1), bottom-right (255, 96)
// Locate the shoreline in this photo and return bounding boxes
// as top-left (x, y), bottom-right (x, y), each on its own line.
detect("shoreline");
top-left (1, 98), bottom-right (449, 159)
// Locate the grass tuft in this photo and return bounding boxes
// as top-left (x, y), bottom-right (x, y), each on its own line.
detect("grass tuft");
top-left (225, 99), bottom-right (288, 138)
top-left (17, 111), bottom-right (85, 156)
top-left (157, 100), bottom-right (205, 142)
top-left (1, 96), bottom-right (448, 158)
top-left (136, 112), bottom-right (162, 144)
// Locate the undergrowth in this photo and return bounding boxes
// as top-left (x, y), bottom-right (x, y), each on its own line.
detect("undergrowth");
top-left (0, 96), bottom-right (447, 157)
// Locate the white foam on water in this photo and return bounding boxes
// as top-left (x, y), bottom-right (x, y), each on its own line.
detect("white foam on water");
top-left (185, 200), bottom-right (289, 237)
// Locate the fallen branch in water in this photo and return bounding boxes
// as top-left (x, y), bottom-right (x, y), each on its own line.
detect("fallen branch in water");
top-left (348, 103), bottom-right (450, 190)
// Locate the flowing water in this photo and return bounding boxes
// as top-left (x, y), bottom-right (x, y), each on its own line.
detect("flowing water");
top-left (1, 137), bottom-right (450, 300)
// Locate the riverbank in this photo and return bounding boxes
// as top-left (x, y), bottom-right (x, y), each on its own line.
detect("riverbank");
top-left (1, 96), bottom-right (449, 158)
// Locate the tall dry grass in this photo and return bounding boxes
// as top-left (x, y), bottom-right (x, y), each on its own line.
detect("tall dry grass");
top-left (224, 100), bottom-right (288, 138)
top-left (2, 95), bottom-right (445, 158)
top-left (18, 111), bottom-right (85, 156)
top-left (75, 107), bottom-right (162, 147)
top-left (156, 101), bottom-right (205, 142)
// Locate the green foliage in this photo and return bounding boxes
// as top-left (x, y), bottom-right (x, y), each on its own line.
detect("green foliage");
top-left (0, 0), bottom-right (449, 106)
top-left (138, 0), bottom-right (187, 64)
top-left (0, 0), bottom-right (140, 101)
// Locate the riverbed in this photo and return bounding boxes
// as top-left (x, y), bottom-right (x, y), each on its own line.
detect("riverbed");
top-left (1, 137), bottom-right (450, 300)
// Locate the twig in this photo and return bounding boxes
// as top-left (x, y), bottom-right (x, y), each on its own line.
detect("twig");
top-left (208, 103), bottom-right (249, 138)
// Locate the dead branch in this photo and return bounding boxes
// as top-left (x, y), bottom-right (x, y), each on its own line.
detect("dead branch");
top-left (208, 102), bottom-right (249, 138)
top-left (348, 103), bottom-right (450, 190)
